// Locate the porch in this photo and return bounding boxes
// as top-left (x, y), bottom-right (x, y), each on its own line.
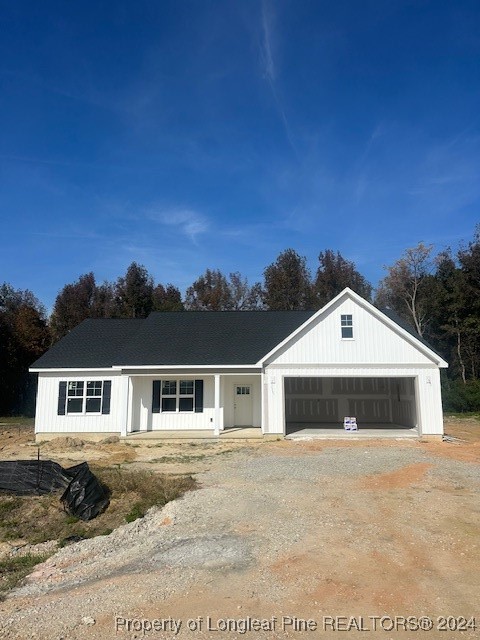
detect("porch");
top-left (122, 372), bottom-right (263, 436)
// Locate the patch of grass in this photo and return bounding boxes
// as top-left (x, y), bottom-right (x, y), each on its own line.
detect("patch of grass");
top-left (0, 497), bottom-right (22, 517)
top-left (97, 467), bottom-right (196, 523)
top-left (148, 448), bottom-right (235, 464)
top-left (0, 416), bottom-right (34, 426)
top-left (64, 514), bottom-right (80, 525)
top-left (0, 554), bottom-right (48, 599)
top-left (125, 504), bottom-right (145, 522)
top-left (150, 454), bottom-right (206, 463)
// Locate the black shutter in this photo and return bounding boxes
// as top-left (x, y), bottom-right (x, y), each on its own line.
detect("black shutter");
top-left (194, 379), bottom-right (204, 413)
top-left (57, 381), bottom-right (67, 415)
top-left (102, 380), bottom-right (112, 415)
top-left (152, 380), bottom-right (161, 413)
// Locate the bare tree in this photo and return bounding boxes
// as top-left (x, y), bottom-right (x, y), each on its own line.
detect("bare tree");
top-left (228, 272), bottom-right (263, 310)
top-left (185, 269), bottom-right (262, 310)
top-left (376, 242), bottom-right (434, 336)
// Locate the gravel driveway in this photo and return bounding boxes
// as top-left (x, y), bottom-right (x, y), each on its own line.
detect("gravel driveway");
top-left (1, 435), bottom-right (479, 640)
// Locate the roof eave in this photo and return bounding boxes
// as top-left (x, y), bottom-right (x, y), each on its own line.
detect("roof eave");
top-left (30, 367), bottom-right (116, 373)
top-left (114, 364), bottom-right (262, 372)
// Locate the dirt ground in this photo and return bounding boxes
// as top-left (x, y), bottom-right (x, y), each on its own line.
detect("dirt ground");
top-left (0, 417), bottom-right (479, 640)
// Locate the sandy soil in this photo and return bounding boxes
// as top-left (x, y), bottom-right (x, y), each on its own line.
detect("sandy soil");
top-left (0, 418), bottom-right (479, 640)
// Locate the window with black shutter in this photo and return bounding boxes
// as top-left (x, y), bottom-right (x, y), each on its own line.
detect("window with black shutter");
top-left (58, 380), bottom-right (112, 415)
top-left (151, 379), bottom-right (203, 413)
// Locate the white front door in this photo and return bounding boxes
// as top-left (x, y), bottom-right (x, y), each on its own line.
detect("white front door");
top-left (234, 384), bottom-right (253, 426)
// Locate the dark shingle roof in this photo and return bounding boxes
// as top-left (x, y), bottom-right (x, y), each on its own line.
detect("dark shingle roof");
top-left (31, 319), bottom-right (144, 369)
top-left (118, 311), bottom-right (314, 366)
top-left (31, 312), bottom-right (314, 369)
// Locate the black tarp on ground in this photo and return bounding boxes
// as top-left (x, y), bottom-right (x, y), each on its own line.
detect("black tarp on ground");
top-left (0, 460), bottom-right (109, 521)
top-left (0, 460), bottom-right (72, 495)
top-left (60, 462), bottom-right (110, 521)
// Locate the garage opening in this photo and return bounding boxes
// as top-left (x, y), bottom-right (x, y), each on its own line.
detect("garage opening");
top-left (284, 377), bottom-right (417, 436)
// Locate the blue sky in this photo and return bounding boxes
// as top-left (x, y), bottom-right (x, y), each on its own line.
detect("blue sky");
top-left (1, 0), bottom-right (479, 310)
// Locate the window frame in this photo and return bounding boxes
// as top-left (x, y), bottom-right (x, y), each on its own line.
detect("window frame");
top-left (341, 314), bottom-right (354, 340)
top-left (64, 380), bottom-right (105, 416)
top-left (160, 378), bottom-right (195, 413)
top-left (235, 385), bottom-right (251, 396)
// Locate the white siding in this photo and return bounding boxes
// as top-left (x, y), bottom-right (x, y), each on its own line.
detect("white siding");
top-left (132, 376), bottom-right (215, 431)
top-left (35, 372), bottom-right (123, 434)
top-left (267, 298), bottom-right (437, 367)
top-left (415, 368), bottom-right (444, 435)
top-left (130, 374), bottom-right (262, 431)
top-left (264, 365), bottom-right (442, 436)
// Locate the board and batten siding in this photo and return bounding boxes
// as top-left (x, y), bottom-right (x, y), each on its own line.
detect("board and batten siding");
top-left (131, 376), bottom-right (215, 431)
top-left (130, 374), bottom-right (262, 431)
top-left (263, 366), bottom-right (443, 436)
top-left (35, 372), bottom-right (123, 435)
top-left (261, 296), bottom-right (445, 436)
top-left (266, 298), bottom-right (436, 367)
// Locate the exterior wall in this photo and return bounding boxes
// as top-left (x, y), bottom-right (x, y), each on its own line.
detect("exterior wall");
top-left (36, 372), bottom-right (263, 435)
top-left (264, 366), bottom-right (442, 436)
top-left (415, 368), bottom-right (444, 436)
top-left (129, 374), bottom-right (262, 431)
top-left (35, 371), bottom-right (123, 435)
top-left (131, 376), bottom-right (215, 431)
top-left (267, 298), bottom-right (436, 367)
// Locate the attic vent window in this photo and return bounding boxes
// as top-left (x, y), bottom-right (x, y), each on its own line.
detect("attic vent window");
top-left (341, 314), bottom-right (353, 339)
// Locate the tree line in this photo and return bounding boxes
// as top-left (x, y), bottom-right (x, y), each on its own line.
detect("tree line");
top-left (1, 228), bottom-right (480, 415)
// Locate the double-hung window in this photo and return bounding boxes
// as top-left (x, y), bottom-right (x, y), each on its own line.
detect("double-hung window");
top-left (341, 314), bottom-right (353, 339)
top-left (58, 380), bottom-right (111, 415)
top-left (152, 379), bottom-right (203, 414)
top-left (161, 379), bottom-right (195, 412)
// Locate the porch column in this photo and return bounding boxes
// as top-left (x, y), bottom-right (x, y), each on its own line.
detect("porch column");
top-left (214, 374), bottom-right (221, 436)
top-left (120, 375), bottom-right (131, 437)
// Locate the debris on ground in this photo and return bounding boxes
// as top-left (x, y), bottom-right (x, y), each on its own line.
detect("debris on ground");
top-left (0, 460), bottom-right (109, 521)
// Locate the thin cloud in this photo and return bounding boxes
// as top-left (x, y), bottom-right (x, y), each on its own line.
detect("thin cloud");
top-left (352, 121), bottom-right (388, 204)
top-left (259, 1), bottom-right (298, 157)
top-left (261, 0), bottom-right (275, 82)
top-left (148, 207), bottom-right (209, 243)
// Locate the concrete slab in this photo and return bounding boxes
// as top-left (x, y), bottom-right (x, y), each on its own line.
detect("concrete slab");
top-left (285, 424), bottom-right (419, 439)
top-left (122, 427), bottom-right (264, 443)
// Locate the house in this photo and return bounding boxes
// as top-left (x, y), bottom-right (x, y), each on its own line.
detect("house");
top-left (30, 288), bottom-right (447, 441)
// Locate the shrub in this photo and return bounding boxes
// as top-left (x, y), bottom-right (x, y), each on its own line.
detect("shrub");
top-left (442, 378), bottom-right (480, 412)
